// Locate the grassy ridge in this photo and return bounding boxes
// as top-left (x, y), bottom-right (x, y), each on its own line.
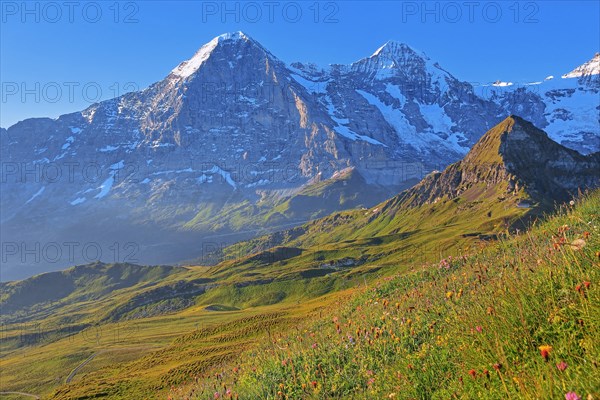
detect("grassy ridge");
top-left (171, 191), bottom-right (599, 399)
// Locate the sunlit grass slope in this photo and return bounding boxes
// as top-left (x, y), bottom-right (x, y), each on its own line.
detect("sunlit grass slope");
top-left (172, 191), bottom-right (599, 399)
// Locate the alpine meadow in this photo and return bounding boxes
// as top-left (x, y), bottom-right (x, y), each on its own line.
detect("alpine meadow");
top-left (1, 2), bottom-right (599, 399)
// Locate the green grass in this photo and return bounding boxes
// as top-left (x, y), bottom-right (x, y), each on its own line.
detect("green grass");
top-left (0, 178), bottom-right (594, 399)
top-left (169, 191), bottom-right (600, 399)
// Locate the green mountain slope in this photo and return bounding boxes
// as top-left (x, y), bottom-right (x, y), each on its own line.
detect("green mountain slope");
top-left (0, 116), bottom-right (598, 398)
top-left (183, 190), bottom-right (600, 400)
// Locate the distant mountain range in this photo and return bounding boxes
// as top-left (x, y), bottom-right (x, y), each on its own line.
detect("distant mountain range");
top-left (1, 32), bottom-right (598, 280)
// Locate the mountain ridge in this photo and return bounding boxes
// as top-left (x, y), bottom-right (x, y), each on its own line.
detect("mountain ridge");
top-left (219, 116), bottom-right (600, 259)
top-left (1, 32), bottom-right (598, 280)
top-left (395, 115), bottom-right (600, 208)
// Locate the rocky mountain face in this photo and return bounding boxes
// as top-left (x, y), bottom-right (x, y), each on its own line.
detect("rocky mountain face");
top-left (1, 32), bottom-right (598, 280)
top-left (393, 116), bottom-right (600, 208)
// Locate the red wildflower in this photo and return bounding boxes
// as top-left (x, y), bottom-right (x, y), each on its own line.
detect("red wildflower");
top-left (468, 369), bottom-right (477, 378)
top-left (556, 361), bottom-right (568, 371)
top-left (539, 345), bottom-right (552, 361)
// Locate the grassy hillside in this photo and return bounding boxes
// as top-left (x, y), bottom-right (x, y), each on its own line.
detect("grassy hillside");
top-left (0, 189), bottom-right (532, 397)
top-left (172, 190), bottom-right (600, 399)
top-left (3, 189), bottom-right (591, 398)
top-left (1, 117), bottom-right (597, 398)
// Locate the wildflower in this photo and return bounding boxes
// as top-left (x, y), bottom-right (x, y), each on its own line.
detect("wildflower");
top-left (446, 291), bottom-right (453, 299)
top-left (214, 393), bottom-right (220, 399)
top-left (468, 369), bottom-right (477, 378)
top-left (301, 383), bottom-right (306, 390)
top-left (492, 363), bottom-right (502, 371)
top-left (583, 281), bottom-right (591, 289)
top-left (539, 345), bottom-right (553, 361)
top-left (476, 326), bottom-right (483, 333)
top-left (311, 380), bottom-right (318, 388)
top-left (569, 200), bottom-right (575, 206)
top-left (312, 343), bottom-right (318, 349)
top-left (565, 392), bottom-right (581, 400)
top-left (583, 231), bottom-right (590, 239)
top-left (556, 361), bottom-right (568, 371)
top-left (483, 369), bottom-right (490, 378)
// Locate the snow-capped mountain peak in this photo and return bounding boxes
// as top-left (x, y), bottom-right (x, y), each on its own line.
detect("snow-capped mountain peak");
top-left (350, 40), bottom-right (436, 80)
top-left (170, 31), bottom-right (263, 79)
top-left (370, 40), bottom-right (426, 60)
top-left (561, 53), bottom-right (600, 79)
top-left (171, 38), bottom-right (220, 78)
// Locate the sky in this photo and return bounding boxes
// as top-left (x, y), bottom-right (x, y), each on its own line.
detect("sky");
top-left (1, 0), bottom-right (599, 127)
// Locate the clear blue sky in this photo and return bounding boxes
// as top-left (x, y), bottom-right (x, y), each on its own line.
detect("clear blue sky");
top-left (1, 0), bottom-right (599, 127)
